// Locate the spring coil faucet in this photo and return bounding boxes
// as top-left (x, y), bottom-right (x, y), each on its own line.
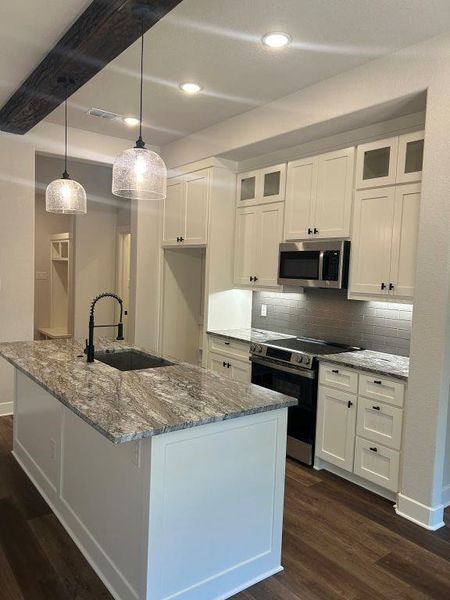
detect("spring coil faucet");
top-left (85, 292), bottom-right (124, 363)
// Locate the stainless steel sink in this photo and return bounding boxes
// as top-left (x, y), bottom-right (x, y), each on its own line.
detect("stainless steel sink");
top-left (95, 349), bottom-right (174, 371)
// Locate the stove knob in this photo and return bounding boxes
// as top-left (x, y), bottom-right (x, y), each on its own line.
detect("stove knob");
top-left (296, 355), bottom-right (303, 363)
top-left (303, 356), bottom-right (311, 366)
top-left (250, 343), bottom-right (256, 352)
top-left (253, 344), bottom-right (263, 354)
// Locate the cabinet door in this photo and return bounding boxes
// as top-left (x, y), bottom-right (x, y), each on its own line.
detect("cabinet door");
top-left (162, 178), bottom-right (184, 245)
top-left (184, 169), bottom-right (209, 245)
top-left (228, 357), bottom-right (251, 384)
top-left (315, 387), bottom-right (357, 472)
top-left (389, 183), bottom-right (420, 299)
top-left (349, 187), bottom-right (395, 297)
top-left (284, 156), bottom-right (317, 240)
top-left (234, 206), bottom-right (257, 285)
top-left (396, 131), bottom-right (424, 184)
top-left (259, 164), bottom-right (286, 204)
top-left (353, 436), bottom-right (400, 492)
top-left (315, 147), bottom-right (355, 239)
top-left (237, 170), bottom-right (258, 207)
top-left (208, 353), bottom-right (232, 379)
top-left (355, 137), bottom-right (398, 189)
top-left (255, 202), bottom-right (284, 288)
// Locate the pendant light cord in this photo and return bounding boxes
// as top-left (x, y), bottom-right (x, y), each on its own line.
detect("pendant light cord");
top-left (136, 16), bottom-right (146, 148)
top-left (63, 100), bottom-right (69, 178)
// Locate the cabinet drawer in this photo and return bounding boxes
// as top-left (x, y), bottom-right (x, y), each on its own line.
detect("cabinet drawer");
top-left (319, 364), bottom-right (358, 394)
top-left (354, 436), bottom-right (400, 492)
top-left (208, 336), bottom-right (250, 361)
top-left (356, 397), bottom-right (403, 450)
top-left (208, 352), bottom-right (251, 384)
top-left (358, 375), bottom-right (405, 407)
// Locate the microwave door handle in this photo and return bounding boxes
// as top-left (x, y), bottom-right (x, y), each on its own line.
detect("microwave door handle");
top-left (318, 250), bottom-right (324, 282)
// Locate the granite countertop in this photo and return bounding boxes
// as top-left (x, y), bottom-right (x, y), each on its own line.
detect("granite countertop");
top-left (317, 350), bottom-right (409, 381)
top-left (0, 339), bottom-right (296, 444)
top-left (207, 328), bottom-right (296, 344)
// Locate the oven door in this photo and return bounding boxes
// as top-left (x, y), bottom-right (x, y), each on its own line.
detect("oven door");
top-left (251, 358), bottom-right (318, 465)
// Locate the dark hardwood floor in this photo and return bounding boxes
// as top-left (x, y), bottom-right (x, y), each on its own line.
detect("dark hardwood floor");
top-left (0, 415), bottom-right (448, 600)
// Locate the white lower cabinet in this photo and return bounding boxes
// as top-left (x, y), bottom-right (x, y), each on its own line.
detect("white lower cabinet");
top-left (316, 362), bottom-right (406, 495)
top-left (315, 387), bottom-right (356, 472)
top-left (353, 437), bottom-right (400, 493)
top-left (207, 352), bottom-right (251, 384)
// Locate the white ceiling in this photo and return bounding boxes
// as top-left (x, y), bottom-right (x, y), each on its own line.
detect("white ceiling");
top-left (0, 0), bottom-right (92, 107)
top-left (13, 1), bottom-right (450, 147)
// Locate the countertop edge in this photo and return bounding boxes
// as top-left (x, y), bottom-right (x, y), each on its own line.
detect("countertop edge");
top-left (0, 350), bottom-right (297, 444)
top-left (317, 355), bottom-right (408, 382)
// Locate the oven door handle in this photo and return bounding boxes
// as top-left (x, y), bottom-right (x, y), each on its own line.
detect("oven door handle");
top-left (318, 250), bottom-right (324, 283)
top-left (250, 355), bottom-right (316, 379)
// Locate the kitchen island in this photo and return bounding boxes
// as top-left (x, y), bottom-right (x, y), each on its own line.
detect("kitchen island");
top-left (0, 339), bottom-right (295, 600)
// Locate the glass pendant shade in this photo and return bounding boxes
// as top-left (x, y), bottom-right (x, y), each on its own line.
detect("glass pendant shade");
top-left (112, 146), bottom-right (167, 200)
top-left (46, 178), bottom-right (87, 214)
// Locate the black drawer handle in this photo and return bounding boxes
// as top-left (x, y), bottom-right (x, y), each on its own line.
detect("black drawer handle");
top-left (226, 362), bottom-right (231, 369)
top-left (372, 405), bottom-right (381, 411)
top-left (369, 447), bottom-right (378, 453)
top-left (373, 380), bottom-right (382, 385)
top-left (380, 282), bottom-right (386, 290)
top-left (308, 227), bottom-right (312, 235)
top-left (331, 369), bottom-right (339, 374)
top-left (347, 400), bottom-right (353, 408)
top-left (222, 361), bottom-right (227, 367)
top-left (313, 227), bottom-right (319, 234)
top-left (224, 341), bottom-right (230, 345)
top-left (254, 276), bottom-right (258, 282)
top-left (249, 276), bottom-right (254, 282)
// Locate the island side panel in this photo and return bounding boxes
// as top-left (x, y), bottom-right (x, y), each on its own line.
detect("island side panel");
top-left (12, 370), bottom-right (151, 600)
top-left (146, 408), bottom-right (288, 600)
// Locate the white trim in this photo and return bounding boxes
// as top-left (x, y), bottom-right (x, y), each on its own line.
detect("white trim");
top-left (167, 157), bottom-right (237, 178)
top-left (395, 493), bottom-right (445, 530)
top-left (442, 484), bottom-right (450, 508)
top-left (313, 457), bottom-right (396, 502)
top-left (0, 402), bottom-right (13, 416)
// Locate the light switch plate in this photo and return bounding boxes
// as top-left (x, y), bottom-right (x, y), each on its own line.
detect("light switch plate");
top-left (261, 304), bottom-right (267, 317)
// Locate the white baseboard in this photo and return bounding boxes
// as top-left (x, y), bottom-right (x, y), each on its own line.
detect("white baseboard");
top-left (395, 493), bottom-right (445, 530)
top-left (0, 402), bottom-right (13, 416)
top-left (441, 484), bottom-right (450, 508)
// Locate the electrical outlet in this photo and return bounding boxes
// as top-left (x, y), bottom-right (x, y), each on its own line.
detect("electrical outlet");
top-left (261, 304), bottom-right (267, 317)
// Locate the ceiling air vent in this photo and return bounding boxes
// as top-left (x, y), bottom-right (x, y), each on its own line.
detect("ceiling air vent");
top-left (87, 107), bottom-right (119, 120)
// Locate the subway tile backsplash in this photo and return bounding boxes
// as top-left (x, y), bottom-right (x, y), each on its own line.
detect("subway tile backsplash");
top-left (252, 289), bottom-right (413, 356)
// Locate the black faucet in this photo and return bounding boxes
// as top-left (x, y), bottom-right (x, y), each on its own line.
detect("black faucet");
top-left (85, 292), bottom-right (125, 363)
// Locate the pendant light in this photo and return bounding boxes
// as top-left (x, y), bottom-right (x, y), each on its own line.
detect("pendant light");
top-left (112, 14), bottom-right (167, 200)
top-left (46, 95), bottom-right (87, 214)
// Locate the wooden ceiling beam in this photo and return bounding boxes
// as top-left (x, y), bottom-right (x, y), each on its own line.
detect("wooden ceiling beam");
top-left (0, 0), bottom-right (183, 134)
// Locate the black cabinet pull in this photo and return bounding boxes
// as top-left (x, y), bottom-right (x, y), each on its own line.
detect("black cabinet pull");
top-left (389, 283), bottom-right (395, 290)
top-left (331, 369), bottom-right (339, 374)
top-left (254, 276), bottom-right (258, 282)
top-left (180, 236), bottom-right (184, 242)
top-left (369, 447), bottom-right (378, 453)
top-left (222, 361), bottom-right (227, 367)
top-left (249, 276), bottom-right (254, 282)
top-left (381, 282), bottom-right (386, 290)
top-left (347, 400), bottom-right (353, 408)
top-left (313, 227), bottom-right (319, 234)
top-left (224, 341), bottom-right (230, 345)
top-left (176, 236), bottom-right (180, 242)
top-left (308, 227), bottom-right (312, 235)
top-left (372, 405), bottom-right (381, 411)
top-left (373, 380), bottom-right (382, 385)
top-left (226, 362), bottom-right (231, 368)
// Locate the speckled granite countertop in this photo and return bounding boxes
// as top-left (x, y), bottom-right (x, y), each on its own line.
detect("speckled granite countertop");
top-left (318, 350), bottom-right (409, 381)
top-left (207, 328), bottom-right (296, 344)
top-left (0, 339), bottom-right (296, 444)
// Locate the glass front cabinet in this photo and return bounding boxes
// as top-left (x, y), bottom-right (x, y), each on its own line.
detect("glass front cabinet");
top-left (355, 131), bottom-right (424, 189)
top-left (237, 163), bottom-right (286, 207)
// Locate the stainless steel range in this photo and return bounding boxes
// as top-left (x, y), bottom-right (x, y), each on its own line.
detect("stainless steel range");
top-left (250, 337), bottom-right (359, 465)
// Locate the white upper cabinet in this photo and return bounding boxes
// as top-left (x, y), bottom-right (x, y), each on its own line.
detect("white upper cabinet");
top-left (349, 184), bottom-right (420, 300)
top-left (234, 202), bottom-right (284, 288)
top-left (396, 131), bottom-right (425, 184)
top-left (389, 183), bottom-right (421, 298)
top-left (162, 169), bottom-right (209, 246)
top-left (284, 147), bottom-right (355, 241)
top-left (162, 177), bottom-right (185, 245)
top-left (237, 164), bottom-right (286, 207)
top-left (283, 156), bottom-right (317, 240)
top-left (355, 131), bottom-right (424, 189)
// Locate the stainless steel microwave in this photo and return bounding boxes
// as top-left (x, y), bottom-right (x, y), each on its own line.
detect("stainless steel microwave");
top-left (278, 240), bottom-right (350, 289)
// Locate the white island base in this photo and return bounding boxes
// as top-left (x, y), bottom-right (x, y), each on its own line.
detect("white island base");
top-left (13, 371), bottom-right (288, 600)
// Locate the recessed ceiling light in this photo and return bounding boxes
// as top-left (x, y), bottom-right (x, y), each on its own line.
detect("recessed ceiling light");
top-left (180, 82), bottom-right (202, 94)
top-left (123, 116), bottom-right (140, 127)
top-left (262, 32), bottom-right (291, 48)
